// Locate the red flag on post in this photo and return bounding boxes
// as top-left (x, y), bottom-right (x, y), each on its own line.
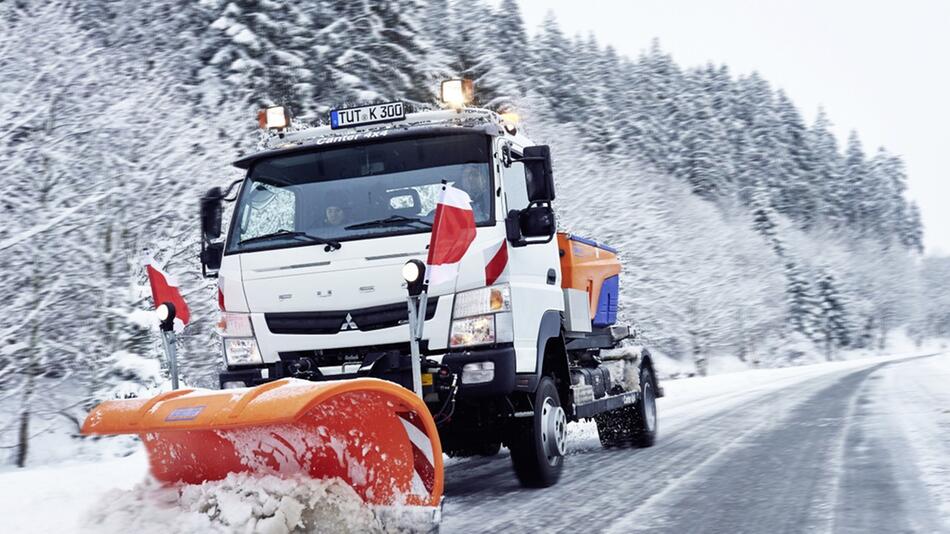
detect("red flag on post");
top-left (425, 184), bottom-right (477, 287)
top-left (144, 255), bottom-right (190, 331)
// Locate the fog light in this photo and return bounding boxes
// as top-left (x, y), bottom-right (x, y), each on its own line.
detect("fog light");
top-left (462, 361), bottom-right (495, 384)
top-left (224, 338), bottom-right (263, 366)
top-left (222, 381), bottom-right (246, 389)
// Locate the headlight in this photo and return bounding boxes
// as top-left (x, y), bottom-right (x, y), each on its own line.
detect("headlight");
top-left (453, 284), bottom-right (511, 318)
top-left (450, 315), bottom-right (494, 347)
top-left (450, 312), bottom-right (513, 348)
top-left (217, 312), bottom-right (262, 366)
top-left (224, 338), bottom-right (263, 366)
top-left (216, 312), bottom-right (254, 337)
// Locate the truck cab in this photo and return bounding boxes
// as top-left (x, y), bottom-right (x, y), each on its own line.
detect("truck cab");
top-left (200, 87), bottom-right (659, 488)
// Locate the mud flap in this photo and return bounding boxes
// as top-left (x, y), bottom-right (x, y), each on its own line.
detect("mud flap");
top-left (82, 378), bottom-right (443, 508)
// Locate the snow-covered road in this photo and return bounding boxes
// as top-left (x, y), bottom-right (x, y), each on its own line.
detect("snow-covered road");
top-left (2, 352), bottom-right (947, 533)
top-left (441, 352), bottom-right (950, 533)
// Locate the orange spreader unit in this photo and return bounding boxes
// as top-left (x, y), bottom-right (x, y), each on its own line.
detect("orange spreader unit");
top-left (82, 378), bottom-right (443, 508)
top-left (557, 232), bottom-right (621, 321)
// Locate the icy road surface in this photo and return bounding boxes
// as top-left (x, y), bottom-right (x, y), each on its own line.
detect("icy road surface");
top-left (1, 352), bottom-right (947, 533)
top-left (442, 352), bottom-right (950, 533)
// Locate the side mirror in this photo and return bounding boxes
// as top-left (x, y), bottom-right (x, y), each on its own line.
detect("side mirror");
top-left (200, 187), bottom-right (224, 241)
top-left (520, 204), bottom-right (556, 238)
top-left (201, 242), bottom-right (224, 272)
top-left (505, 205), bottom-right (555, 247)
top-left (522, 145), bottom-right (555, 202)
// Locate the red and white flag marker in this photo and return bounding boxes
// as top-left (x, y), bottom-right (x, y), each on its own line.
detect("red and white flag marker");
top-left (144, 255), bottom-right (191, 332)
top-left (143, 254), bottom-right (191, 390)
top-left (425, 184), bottom-right (477, 287)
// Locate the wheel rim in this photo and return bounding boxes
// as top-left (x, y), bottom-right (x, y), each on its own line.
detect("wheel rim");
top-left (540, 396), bottom-right (567, 464)
top-left (642, 379), bottom-right (657, 433)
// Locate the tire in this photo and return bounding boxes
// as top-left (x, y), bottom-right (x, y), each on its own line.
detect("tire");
top-left (478, 440), bottom-right (502, 457)
top-left (508, 376), bottom-right (567, 487)
top-left (595, 366), bottom-right (658, 448)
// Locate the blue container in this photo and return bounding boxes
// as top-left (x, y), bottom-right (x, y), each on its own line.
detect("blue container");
top-left (593, 275), bottom-right (619, 327)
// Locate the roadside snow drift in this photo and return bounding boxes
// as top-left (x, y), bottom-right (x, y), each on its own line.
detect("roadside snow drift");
top-left (84, 473), bottom-right (387, 534)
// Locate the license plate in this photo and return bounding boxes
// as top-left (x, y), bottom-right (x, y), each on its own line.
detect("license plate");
top-left (330, 102), bottom-right (405, 129)
top-left (421, 373), bottom-right (433, 386)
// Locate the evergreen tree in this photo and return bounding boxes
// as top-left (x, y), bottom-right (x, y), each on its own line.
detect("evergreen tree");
top-left (815, 271), bottom-right (850, 359)
top-left (531, 13), bottom-right (589, 122)
top-left (672, 71), bottom-right (732, 199)
top-left (900, 203), bottom-right (924, 252)
top-left (807, 108), bottom-right (846, 227)
top-left (326, 0), bottom-right (434, 107)
top-left (441, 0), bottom-right (518, 109)
top-left (196, 0), bottom-right (321, 113)
top-left (773, 89), bottom-right (819, 228)
top-left (735, 73), bottom-right (786, 207)
top-left (572, 33), bottom-right (615, 151)
top-left (751, 187), bottom-right (784, 257)
top-left (784, 262), bottom-right (818, 340)
top-left (494, 0), bottom-right (530, 95)
top-left (842, 130), bottom-right (869, 227)
top-left (628, 40), bottom-right (683, 174)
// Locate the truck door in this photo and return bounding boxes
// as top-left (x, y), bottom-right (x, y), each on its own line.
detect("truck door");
top-left (499, 142), bottom-right (563, 374)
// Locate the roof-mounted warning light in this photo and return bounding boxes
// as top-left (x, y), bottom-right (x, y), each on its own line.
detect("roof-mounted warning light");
top-left (499, 112), bottom-right (520, 135)
top-left (257, 105), bottom-right (291, 130)
top-left (440, 79), bottom-right (474, 109)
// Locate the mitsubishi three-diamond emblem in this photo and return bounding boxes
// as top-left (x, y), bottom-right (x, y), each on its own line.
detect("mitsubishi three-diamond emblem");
top-left (340, 313), bottom-right (358, 331)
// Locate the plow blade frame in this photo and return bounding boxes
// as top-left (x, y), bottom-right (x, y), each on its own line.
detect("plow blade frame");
top-left (82, 378), bottom-right (443, 507)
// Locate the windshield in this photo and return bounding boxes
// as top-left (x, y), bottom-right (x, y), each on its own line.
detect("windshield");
top-left (227, 133), bottom-right (493, 253)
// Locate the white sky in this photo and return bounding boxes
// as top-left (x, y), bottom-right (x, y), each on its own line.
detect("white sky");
top-left (516, 0), bottom-right (950, 255)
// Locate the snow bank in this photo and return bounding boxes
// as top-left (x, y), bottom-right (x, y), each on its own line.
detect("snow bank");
top-left (84, 473), bottom-right (387, 534)
top-left (647, 330), bottom-right (950, 380)
top-left (1, 450), bottom-right (433, 533)
top-left (82, 471), bottom-right (440, 534)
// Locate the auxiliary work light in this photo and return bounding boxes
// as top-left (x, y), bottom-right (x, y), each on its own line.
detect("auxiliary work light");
top-left (499, 112), bottom-right (520, 134)
top-left (440, 79), bottom-right (474, 108)
top-left (157, 302), bottom-right (176, 332)
top-left (257, 105), bottom-right (291, 130)
top-left (402, 259), bottom-right (427, 296)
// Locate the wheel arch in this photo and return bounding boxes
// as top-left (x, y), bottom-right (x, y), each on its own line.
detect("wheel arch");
top-left (639, 347), bottom-right (663, 397)
top-left (537, 310), bottom-right (571, 415)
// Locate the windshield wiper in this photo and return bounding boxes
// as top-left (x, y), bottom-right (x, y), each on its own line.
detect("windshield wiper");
top-left (239, 230), bottom-right (342, 251)
top-left (344, 215), bottom-right (433, 231)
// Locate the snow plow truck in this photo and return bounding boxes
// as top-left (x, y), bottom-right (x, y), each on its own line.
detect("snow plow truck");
top-left (82, 80), bottom-right (661, 520)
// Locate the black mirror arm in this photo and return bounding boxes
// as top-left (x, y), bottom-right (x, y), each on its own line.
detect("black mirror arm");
top-left (222, 178), bottom-right (243, 202)
top-left (200, 239), bottom-right (213, 278)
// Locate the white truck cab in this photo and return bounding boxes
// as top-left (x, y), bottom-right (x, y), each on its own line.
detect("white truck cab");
top-left (199, 88), bottom-right (659, 488)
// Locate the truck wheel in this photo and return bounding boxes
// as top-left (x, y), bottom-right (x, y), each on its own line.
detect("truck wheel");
top-left (478, 440), bottom-right (502, 456)
top-left (630, 366), bottom-right (658, 447)
top-left (595, 366), bottom-right (658, 448)
top-left (508, 376), bottom-right (566, 487)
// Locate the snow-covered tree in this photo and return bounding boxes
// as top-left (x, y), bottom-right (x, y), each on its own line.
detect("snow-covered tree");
top-left (0, 0), bottom-right (936, 466)
top-left (196, 0), bottom-right (325, 114)
top-left (815, 270), bottom-right (850, 359)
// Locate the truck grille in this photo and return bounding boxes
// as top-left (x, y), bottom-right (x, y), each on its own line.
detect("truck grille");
top-left (265, 297), bottom-right (438, 335)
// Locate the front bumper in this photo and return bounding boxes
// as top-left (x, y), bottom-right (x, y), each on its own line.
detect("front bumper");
top-left (219, 344), bottom-right (518, 398)
top-left (440, 345), bottom-right (516, 397)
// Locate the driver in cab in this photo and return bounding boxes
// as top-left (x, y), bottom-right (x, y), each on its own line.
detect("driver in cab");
top-left (325, 205), bottom-right (347, 226)
top-left (456, 164), bottom-right (491, 222)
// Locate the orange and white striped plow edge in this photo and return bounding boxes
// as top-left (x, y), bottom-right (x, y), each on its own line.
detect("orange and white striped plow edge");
top-left (82, 378), bottom-right (443, 508)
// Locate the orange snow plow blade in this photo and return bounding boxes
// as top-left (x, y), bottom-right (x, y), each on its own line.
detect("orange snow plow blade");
top-left (82, 378), bottom-right (443, 507)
